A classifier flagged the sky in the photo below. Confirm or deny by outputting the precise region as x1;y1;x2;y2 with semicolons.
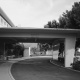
0;0;80;28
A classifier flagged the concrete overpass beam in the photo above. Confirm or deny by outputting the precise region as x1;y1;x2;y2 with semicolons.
64;37;76;67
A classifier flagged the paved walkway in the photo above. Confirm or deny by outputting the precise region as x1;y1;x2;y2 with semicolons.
0;57;28;80
0;56;52;80
0;61;14;80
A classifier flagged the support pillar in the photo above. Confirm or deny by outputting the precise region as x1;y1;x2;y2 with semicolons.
29;47;31;56
64;37;76;67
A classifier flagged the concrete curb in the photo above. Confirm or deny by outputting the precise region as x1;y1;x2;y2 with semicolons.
50;59;80;73
9;63;15;80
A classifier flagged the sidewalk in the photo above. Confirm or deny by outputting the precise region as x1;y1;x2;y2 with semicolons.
0;57;29;80
0;56;52;80
0;62;14;80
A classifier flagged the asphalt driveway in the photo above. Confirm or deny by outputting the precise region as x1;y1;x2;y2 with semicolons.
11;57;80;80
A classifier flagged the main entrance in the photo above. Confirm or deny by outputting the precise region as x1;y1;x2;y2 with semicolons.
0;27;80;67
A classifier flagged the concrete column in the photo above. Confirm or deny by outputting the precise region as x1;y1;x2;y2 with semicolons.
64;37;76;67
29;47;30;56
23;47;30;57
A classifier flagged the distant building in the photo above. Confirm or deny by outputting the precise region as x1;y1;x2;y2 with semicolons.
23;43;38;56
0;7;15;27
0;8;15;60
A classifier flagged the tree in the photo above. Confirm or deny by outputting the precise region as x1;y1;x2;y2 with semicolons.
58;2;80;29
58;16;66;28
62;10;78;29
44;2;80;29
13;43;24;57
71;2;80;29
39;43;53;51
47;21;52;28
44;24;49;28
51;20;59;28
44;20;59;28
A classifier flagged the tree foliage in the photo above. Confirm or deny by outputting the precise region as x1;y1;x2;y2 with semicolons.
44;2;80;29
13;43;24;57
59;2;80;29
51;20;59;28
39;43;53;51
44;20;59;28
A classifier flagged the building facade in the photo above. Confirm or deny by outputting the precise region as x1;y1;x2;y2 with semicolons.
0;8;15;60
0;7;15;27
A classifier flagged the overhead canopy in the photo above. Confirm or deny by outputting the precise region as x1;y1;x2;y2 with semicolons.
0;27;80;43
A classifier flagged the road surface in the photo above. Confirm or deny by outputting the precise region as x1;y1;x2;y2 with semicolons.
11;57;80;80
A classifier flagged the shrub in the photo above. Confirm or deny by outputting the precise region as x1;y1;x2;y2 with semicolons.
72;61;80;70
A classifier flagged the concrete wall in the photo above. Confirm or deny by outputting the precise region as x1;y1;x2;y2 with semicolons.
46;50;53;56
23;48;29;57
23;43;38;57
64;36;76;67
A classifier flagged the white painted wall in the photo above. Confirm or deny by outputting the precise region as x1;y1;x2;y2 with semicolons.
46;50;53;56
23;48;29;57
23;43;37;48
64;36;76;67
23;43;38;57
